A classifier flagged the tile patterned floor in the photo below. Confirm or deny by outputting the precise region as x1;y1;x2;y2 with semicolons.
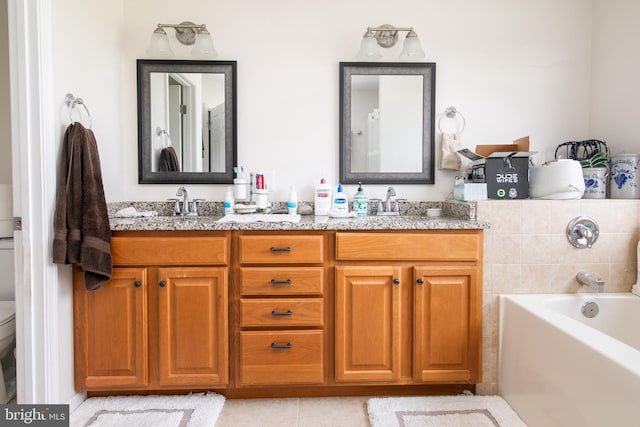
216;396;370;427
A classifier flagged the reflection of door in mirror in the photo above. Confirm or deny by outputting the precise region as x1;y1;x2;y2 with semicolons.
351;75;423;173
150;72;226;173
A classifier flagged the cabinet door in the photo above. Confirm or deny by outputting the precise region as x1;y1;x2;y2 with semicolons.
73;267;148;390
335;266;401;382
156;267;228;386
413;266;481;383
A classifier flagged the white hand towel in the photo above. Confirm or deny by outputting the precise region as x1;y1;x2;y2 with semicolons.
113;206;158;218
632;284;640;297
217;214;301;224
439;132;462;170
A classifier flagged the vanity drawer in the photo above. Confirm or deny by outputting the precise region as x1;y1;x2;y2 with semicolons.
335;232;481;261
240;267;324;296
239;330;324;385
239;235;324;264
240;298;324;327
111;236;228;265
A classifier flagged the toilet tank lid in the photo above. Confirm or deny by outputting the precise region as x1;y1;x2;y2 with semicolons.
0;301;15;322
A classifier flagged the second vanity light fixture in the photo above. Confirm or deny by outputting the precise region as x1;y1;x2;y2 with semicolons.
357;25;426;60
147;21;218;59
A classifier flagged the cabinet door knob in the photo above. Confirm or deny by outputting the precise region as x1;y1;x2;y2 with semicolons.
134;281;142;288
271;342;293;349
159;281;167;288
393;278;400;285
417;278;424;285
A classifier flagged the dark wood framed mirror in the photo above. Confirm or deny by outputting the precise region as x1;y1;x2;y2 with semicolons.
339;62;436;184
137;59;237;184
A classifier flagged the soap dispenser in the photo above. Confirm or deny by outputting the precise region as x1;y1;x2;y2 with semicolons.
333;184;348;212
314;177;332;216
353;182;368;216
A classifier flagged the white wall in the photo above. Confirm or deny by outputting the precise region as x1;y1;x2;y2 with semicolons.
50;0;124;404
0;0;11;184
590;0;640;154
111;0;594;203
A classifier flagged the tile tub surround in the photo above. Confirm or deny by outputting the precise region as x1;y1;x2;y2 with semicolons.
476;199;640;395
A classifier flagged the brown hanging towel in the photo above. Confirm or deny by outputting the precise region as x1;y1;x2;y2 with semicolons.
52;122;112;290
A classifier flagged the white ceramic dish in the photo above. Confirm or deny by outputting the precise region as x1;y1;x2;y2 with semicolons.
234;204;258;214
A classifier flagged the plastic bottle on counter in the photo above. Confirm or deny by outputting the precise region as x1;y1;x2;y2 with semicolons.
353;182;368;216
287;186;298;214
224;186;234;214
333;184;348;212
314;177;332;216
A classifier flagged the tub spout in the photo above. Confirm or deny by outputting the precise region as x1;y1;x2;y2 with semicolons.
576;271;604;293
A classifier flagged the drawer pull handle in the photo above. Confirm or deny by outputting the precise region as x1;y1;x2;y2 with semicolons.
159;281;167;288
393;278;400;286
270;246;292;252
417;278;424;285
271;310;293;317
271;342;293;349
134;281;142;288
271;279;292;285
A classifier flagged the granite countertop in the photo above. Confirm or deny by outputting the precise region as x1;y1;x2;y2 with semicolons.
108;200;489;231
110;214;489;231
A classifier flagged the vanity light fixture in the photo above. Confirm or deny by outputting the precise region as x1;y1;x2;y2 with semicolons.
357;25;426;60
147;21;218;59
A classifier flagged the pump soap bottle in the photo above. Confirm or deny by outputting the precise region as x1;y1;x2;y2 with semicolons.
353;182;368;216
314;177;332;215
333;184;348;212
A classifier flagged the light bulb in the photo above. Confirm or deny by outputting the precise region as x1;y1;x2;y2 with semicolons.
356;31;382;60
191;28;218;59
399;30;425;60
146;27;174;58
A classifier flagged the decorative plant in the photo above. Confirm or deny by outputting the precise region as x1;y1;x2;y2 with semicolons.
580;151;608;168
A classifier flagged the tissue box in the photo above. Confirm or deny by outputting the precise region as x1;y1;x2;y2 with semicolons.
453;183;488;201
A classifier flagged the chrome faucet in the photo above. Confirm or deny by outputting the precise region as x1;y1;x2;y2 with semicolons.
376;186;401;216
385;187;396;213
576;271;604;293
176;186;189;215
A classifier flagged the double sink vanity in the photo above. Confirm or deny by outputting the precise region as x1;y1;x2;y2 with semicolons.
73;201;489;398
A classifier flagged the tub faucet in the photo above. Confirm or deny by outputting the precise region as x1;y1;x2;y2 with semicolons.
576;271;604;293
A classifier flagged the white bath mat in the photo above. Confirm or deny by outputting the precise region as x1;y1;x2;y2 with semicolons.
367;395;527;427
70;392;225;427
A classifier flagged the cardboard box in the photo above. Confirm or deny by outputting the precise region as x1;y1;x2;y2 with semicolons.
453;183;488;201
458;137;535;200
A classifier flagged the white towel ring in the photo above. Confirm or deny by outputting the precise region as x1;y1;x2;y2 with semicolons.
65;93;93;129
438;106;466;134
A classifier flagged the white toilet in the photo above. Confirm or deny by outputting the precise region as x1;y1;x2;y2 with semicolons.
0;238;16;403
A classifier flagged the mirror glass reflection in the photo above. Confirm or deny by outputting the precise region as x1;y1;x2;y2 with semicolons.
340;62;435;184
150;72;226;173
137;59;237;184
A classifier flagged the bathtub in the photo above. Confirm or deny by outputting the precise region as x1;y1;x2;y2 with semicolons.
499;293;640;427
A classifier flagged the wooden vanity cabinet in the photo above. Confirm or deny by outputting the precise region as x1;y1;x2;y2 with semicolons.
235;232;328;387
73;232;230;391
335;231;482;385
